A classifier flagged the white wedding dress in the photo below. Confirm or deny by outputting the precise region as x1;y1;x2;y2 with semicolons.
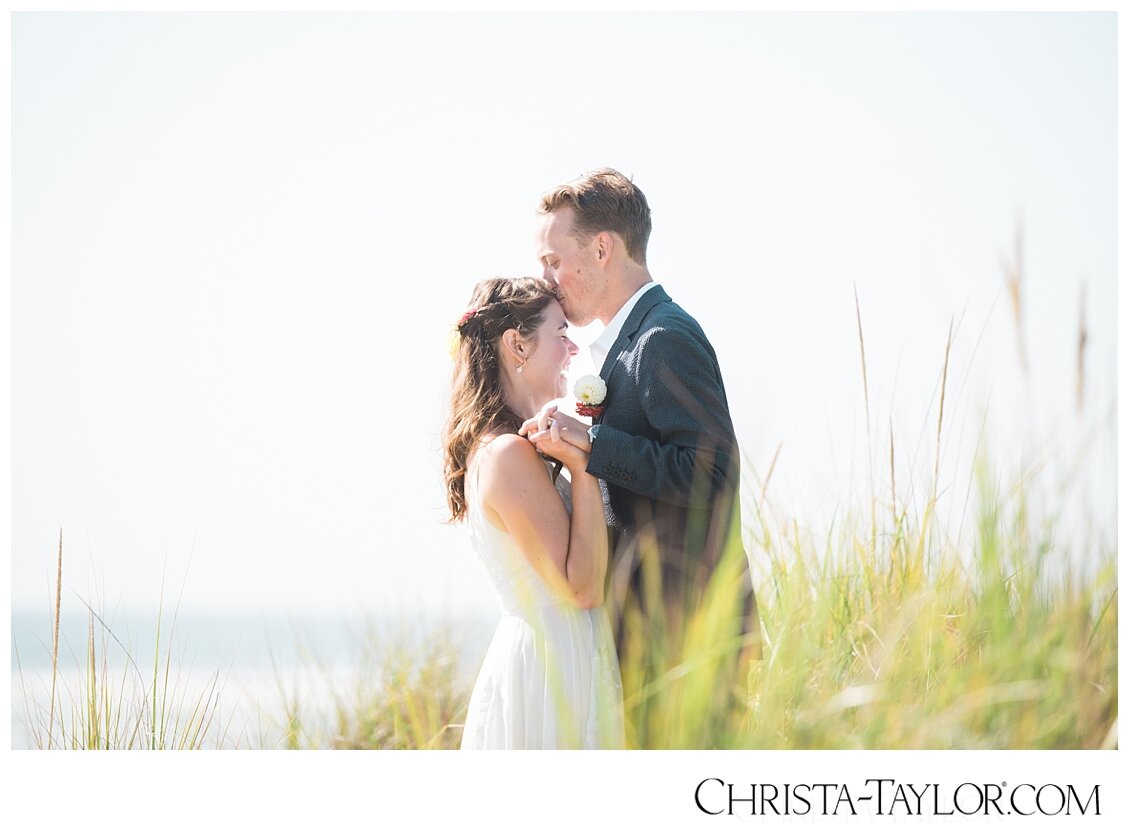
460;458;624;750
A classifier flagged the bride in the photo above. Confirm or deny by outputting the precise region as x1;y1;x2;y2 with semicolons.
443;276;623;749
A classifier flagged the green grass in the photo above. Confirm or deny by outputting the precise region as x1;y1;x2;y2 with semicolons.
17;342;1117;752
14;533;227;749
592;436;1116;750
737;483;1115;749
15;547;469;750
270;624;470;750
16;475;1116;750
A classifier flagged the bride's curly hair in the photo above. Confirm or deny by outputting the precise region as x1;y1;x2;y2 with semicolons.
443;277;560;522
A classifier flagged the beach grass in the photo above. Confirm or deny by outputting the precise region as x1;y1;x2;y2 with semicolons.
271;624;470;750
17;457;1115;750
706;467;1114;749
13;532;226;749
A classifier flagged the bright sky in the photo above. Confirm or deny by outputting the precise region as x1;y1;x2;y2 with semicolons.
10;13;1116;623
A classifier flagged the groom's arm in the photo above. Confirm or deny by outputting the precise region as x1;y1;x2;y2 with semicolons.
585;321;741;510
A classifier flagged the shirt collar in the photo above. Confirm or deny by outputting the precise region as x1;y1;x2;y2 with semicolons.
589;281;657;371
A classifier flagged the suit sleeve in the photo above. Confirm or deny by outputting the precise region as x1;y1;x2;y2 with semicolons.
585;323;740;509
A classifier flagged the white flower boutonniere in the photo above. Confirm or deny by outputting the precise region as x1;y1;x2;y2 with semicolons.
574;374;607;419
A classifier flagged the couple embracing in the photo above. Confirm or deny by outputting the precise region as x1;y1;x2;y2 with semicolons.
443;169;760;749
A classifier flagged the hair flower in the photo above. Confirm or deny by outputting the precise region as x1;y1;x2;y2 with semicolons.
574;374;607;418
449;307;480;359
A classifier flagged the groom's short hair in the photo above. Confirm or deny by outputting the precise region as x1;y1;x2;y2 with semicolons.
539;168;651;265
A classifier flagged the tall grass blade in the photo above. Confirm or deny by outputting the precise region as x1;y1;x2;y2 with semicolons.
47;529;63;749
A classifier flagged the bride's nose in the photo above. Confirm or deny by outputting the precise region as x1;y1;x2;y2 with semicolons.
566;338;579;355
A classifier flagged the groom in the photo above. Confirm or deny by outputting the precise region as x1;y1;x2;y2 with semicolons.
522;169;760;717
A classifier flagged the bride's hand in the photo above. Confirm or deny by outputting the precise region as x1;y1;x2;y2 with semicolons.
520;405;591;454
518;403;558;439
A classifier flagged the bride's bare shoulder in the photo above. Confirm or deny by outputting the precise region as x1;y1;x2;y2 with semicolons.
474;434;554;498
474;432;539;472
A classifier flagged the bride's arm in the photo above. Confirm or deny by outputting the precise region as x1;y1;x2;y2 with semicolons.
478;434;608;610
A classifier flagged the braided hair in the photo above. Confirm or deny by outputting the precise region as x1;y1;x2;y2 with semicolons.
443;277;560;521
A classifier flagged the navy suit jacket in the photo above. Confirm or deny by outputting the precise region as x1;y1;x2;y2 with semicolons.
585;285;759;652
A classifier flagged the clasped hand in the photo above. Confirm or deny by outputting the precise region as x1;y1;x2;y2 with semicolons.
519;403;591;468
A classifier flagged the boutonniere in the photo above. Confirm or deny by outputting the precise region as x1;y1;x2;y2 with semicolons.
574;374;607;419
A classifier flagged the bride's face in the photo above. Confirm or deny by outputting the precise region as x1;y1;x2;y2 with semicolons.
523;300;578;400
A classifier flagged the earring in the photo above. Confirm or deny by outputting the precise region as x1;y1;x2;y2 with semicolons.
516;361;525;374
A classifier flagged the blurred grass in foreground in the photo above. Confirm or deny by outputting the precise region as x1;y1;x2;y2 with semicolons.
18;456;1115;749
679;457;1117;749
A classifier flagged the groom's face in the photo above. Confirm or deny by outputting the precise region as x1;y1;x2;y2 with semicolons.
535;206;602;327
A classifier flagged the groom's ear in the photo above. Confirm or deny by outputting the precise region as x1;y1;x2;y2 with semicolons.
594;231;614;264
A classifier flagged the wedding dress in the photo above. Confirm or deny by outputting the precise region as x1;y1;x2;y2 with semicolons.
460;457;624;749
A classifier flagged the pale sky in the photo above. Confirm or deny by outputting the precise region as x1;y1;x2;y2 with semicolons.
10;12;1117;623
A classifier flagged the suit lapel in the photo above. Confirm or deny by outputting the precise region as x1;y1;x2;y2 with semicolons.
597;284;671;384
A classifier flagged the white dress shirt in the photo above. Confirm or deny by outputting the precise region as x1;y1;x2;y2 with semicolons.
589;282;657;373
